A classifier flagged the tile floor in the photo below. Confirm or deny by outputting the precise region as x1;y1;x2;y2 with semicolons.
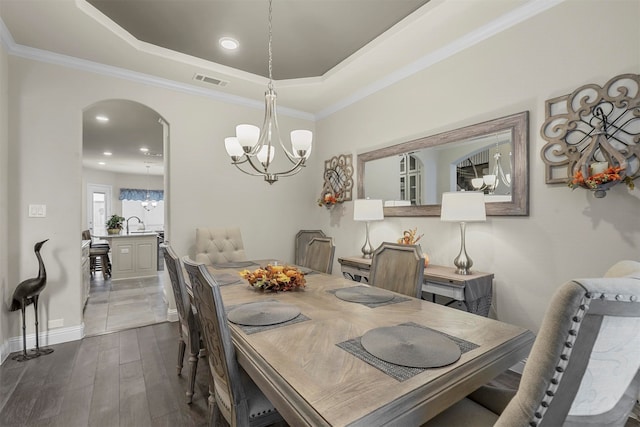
83;271;168;337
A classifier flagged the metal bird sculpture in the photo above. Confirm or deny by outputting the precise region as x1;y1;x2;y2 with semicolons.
10;239;54;361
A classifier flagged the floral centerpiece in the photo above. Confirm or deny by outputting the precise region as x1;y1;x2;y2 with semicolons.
239;264;306;292
568;165;634;197
317;191;341;208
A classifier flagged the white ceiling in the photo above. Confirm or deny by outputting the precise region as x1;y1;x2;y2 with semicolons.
0;0;551;175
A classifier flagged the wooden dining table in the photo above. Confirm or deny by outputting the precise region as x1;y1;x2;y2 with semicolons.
207;262;534;426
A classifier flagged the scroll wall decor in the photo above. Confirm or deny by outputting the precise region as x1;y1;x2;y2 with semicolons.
540;73;639;198
318;154;353;208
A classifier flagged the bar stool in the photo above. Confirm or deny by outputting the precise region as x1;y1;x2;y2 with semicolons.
82;230;111;278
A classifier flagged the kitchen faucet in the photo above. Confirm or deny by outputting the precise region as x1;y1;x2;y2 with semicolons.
126;216;144;234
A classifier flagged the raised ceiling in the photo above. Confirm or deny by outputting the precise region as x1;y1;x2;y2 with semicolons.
86;0;430;80
0;0;551;174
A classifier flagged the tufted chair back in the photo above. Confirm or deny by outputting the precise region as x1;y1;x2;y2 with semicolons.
195;227;247;265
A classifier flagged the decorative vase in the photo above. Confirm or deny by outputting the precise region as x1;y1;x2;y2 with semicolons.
107;228;121;235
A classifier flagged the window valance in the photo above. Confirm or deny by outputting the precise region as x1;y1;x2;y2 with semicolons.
119;188;164;201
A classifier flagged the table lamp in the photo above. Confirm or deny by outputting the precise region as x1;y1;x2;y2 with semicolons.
440;192;486;275
353;199;384;259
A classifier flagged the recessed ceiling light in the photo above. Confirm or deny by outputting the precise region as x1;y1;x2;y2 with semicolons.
96;115;109;122
219;37;239;50
140;147;149;153
103;151;112;156
98;161;106;165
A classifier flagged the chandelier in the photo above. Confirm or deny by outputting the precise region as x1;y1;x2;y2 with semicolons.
141;165;157;211
471;140;512;194
224;0;312;184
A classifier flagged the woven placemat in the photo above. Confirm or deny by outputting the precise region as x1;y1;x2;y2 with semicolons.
336;322;479;382
360;325;461;368
327;287;410;308
226;301;310;335
227;301;300;326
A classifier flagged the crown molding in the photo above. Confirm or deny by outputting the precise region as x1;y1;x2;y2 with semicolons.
316;0;565;120
1;0;563;122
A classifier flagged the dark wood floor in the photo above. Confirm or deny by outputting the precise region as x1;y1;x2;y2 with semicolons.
1;322;638;426
0;322;209;427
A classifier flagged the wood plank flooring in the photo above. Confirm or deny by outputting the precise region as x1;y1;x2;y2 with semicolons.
0;322;209;427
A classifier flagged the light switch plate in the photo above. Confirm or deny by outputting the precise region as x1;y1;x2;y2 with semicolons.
28;204;47;217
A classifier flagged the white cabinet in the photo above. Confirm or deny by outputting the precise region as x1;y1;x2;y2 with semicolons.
108;233;158;280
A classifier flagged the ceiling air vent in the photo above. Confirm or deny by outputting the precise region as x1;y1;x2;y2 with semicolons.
193;73;228;87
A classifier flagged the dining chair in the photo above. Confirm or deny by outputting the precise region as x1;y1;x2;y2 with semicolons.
302;237;335;274
182;257;284;427
195;227;247;265
163;244;203;404
426;269;640;427
369;242;424;298
294;229;326;265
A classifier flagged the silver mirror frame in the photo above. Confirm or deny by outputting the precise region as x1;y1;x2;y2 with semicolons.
357;111;529;216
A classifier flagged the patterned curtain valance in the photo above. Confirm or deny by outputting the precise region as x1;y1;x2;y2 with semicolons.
119;188;164;201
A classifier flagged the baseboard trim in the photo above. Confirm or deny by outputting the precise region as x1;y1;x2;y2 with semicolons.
1;325;84;365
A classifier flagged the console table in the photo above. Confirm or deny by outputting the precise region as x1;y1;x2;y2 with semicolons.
338;256;494;317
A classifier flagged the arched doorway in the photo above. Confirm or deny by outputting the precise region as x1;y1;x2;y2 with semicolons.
81;99;170;336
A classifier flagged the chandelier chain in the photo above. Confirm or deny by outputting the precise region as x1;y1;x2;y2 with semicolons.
268;0;273;89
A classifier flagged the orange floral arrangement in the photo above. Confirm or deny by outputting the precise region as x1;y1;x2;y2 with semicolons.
317;192;341;208
569;165;634;190
239;264;306;292
397;227;423;245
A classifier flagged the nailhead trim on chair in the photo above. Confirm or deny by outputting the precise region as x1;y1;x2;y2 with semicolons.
528;292;591;427
528;289;640;427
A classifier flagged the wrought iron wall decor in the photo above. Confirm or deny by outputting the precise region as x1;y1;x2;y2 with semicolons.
318;154;353;208
540;73;639;198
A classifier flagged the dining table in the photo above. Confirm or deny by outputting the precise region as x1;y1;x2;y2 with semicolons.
205;260;535;426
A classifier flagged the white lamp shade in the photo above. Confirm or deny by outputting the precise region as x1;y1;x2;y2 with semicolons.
224;137;243;157
291;130;312;156
440;191;486;222
354;199;384;221
257;145;275;164
236;124;260;148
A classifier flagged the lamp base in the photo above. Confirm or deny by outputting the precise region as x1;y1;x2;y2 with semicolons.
361;221;374;259
453;222;473;275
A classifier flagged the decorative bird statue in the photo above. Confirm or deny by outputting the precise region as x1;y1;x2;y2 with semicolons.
10;239;54;361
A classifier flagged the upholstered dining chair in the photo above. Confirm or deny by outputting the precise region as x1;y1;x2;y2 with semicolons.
426;269;640;427
369;242;424;298
182;257;284;427
163;244;203;404
294;229;326;265
302;237;335;274
195;227;247;265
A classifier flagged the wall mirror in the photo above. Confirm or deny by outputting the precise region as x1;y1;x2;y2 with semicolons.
357;111;529;216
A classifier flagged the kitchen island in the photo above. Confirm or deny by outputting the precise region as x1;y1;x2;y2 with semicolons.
94;231;158;280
